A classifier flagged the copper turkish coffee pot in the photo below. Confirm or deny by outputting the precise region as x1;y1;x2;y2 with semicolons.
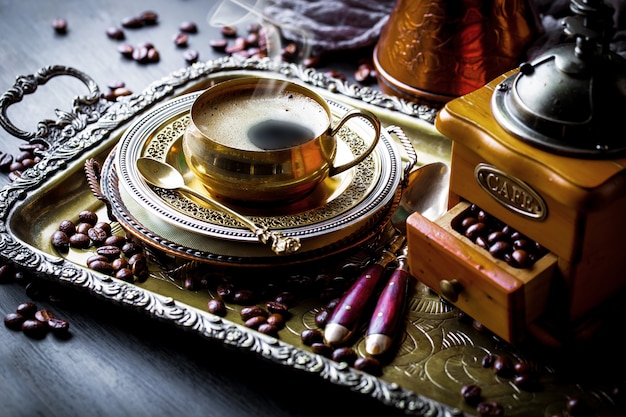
373;0;543;106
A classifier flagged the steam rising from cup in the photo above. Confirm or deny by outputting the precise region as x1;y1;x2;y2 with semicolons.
208;0;311;64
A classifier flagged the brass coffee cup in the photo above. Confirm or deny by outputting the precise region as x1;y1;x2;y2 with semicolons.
182;76;381;204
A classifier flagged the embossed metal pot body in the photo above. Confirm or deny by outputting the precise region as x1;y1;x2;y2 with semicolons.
373;0;543;106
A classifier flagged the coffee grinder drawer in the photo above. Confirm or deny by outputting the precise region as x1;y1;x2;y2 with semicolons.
406;201;558;343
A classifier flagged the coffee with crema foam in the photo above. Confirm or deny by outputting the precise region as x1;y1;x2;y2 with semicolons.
193;87;329;152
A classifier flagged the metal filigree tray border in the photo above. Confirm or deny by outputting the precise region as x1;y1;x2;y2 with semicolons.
0;57;454;416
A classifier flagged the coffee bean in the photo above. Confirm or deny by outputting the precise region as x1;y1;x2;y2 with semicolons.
78;210;98;226
58;219;76;235
115;268;135;282
257;322;278;335
111;258;129;272
465;222;487;240
209;39;228;52
89;259;114;275
514;361;533;375
117;43;134;58
75;222;91;234
34;309;55;323
106;27;125;40
310;342;332;358
179;21;197;33
220;25;237;37
121;241;141;257
231;289;255;305
244;315;266;329
69;233;90;249
8;171;22;182
216;283;235;300
265;313;285;329
302;56;321;68
121;16;143;29
0;152;13;172
511;249;531;268
300;328;323;345
173;33;188;47
111;87;132;99
487;231;508;244
566;396;592;417
96;245;121;260
146;47;160;63
52;18;67;34
207;298;226;316
273;291;296;307
47;317;70;336
475;235;489;249
0;264;13;283
489;240;511;259
314;308;330;327
21;319;47;339
461;384;482;406
183;49;199;64
265;301;288;315
9;161;22;172
4;312;25;330
331;346;357;365
246;32;259;47
493;355;514;378
139;11;158;25
240;306;267;321
481;353;495;368
104;235;127;248
87;227;108;246
353;356;382;376
476;401;504;416
24;281;46;300
325;298;340;311
513;373;541;391
51;231;70;250
132;45;149;62
129;253;148;281
86;254;109;267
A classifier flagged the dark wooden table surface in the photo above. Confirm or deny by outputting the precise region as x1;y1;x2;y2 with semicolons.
0;1;409;416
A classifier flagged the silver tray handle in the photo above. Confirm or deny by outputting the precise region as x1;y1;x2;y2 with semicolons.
386;125;418;187
0;65;103;143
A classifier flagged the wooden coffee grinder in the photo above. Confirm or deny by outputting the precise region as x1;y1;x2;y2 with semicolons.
406;0;626;345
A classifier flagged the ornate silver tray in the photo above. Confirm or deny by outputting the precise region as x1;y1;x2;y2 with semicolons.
1;57;622;417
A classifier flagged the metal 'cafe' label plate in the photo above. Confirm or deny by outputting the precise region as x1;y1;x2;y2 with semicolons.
474;163;547;221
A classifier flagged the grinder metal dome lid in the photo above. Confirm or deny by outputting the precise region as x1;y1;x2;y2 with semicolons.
492;0;626;158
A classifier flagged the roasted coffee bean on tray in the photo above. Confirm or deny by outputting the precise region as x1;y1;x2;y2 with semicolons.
50;210;148;283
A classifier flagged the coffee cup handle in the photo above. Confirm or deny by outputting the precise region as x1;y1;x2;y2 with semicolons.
328;109;381;176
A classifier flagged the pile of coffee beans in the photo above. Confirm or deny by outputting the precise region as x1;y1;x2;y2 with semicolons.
0;142;47;182
105;11;161;65
182;261;383;375
206;21;377;85
458;352;542;416
50;210;149;283
4;301;70;339
452;204;549;269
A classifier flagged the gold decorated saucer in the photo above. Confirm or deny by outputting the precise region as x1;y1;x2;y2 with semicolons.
114;91;402;242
